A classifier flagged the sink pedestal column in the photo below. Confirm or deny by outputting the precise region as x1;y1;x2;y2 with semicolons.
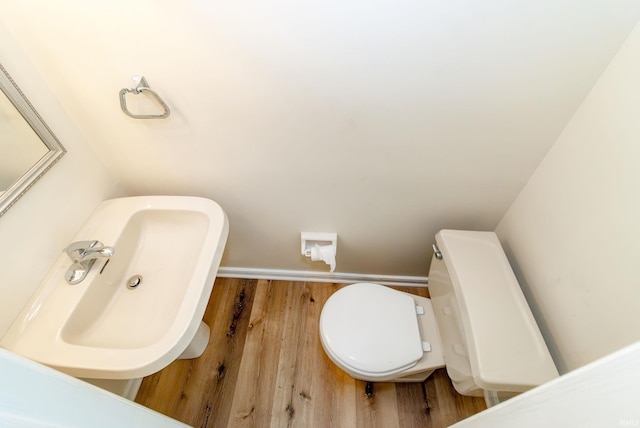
178;321;210;360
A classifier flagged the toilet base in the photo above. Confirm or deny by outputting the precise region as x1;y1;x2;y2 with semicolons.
348;368;439;384
336;362;441;383
395;368;438;383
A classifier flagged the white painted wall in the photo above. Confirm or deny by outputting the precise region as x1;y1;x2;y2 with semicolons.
452;341;640;428
496;23;640;373
0;349;187;427
2;1;639;276
0;23;120;337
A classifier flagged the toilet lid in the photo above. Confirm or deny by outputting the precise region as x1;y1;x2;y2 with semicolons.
320;283;424;377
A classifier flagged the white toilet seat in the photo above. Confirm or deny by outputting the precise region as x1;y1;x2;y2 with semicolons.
319;283;424;379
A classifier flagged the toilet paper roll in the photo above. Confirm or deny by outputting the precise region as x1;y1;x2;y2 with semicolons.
310;244;336;273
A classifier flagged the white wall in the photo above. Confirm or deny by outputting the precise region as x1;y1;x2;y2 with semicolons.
0;349;187;427
496;23;640;373
0;23;119;336
2;1;639;276
452;341;640;428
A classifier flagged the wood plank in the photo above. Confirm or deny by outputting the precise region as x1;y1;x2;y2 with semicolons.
428;368;488;428
192;277;257;428
226;279;288;427
269;281;311;427
135;278;486;427
355;381;400;428
135;277;257;427
291;282;358;427
395;381;432;427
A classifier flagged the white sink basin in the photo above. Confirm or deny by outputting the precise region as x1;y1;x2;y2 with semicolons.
0;196;228;379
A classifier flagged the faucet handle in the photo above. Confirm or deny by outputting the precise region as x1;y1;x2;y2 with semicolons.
64;240;103;259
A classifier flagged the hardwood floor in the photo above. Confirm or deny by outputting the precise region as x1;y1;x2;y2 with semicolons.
135;278;486;427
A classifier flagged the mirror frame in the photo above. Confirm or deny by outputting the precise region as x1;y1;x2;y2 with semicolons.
0;63;66;217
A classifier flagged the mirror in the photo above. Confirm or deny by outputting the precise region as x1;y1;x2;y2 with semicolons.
0;63;66;216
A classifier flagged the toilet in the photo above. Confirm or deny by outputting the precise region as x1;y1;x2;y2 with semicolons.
319;229;559;400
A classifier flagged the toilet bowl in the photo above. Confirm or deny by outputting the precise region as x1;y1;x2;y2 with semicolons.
320;283;445;382
319;230;559;398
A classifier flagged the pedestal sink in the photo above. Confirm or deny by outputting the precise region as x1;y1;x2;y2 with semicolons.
0;196;229;381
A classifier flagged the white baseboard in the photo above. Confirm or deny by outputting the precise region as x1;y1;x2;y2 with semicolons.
217;267;428;287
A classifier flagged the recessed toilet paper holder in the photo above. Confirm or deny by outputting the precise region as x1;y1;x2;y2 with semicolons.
301;232;337;272
301;232;337;256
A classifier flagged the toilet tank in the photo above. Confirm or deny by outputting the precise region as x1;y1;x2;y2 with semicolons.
428;230;558;396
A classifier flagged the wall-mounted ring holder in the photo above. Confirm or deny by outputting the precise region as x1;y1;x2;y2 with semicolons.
119;75;170;119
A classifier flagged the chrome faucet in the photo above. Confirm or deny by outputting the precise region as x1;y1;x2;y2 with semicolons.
64;240;114;284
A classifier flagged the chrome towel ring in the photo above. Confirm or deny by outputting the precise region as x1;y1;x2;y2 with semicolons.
119;75;170;119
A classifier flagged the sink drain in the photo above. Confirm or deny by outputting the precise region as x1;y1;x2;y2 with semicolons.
127;274;143;289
